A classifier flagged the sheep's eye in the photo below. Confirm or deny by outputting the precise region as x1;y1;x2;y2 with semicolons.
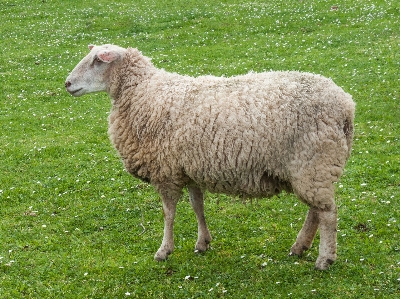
94;56;102;63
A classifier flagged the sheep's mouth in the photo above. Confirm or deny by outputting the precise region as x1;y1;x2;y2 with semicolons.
69;88;83;95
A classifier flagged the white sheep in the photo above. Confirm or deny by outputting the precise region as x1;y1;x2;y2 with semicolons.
65;44;355;270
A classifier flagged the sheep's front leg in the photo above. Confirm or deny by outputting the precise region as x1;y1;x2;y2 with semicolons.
188;186;212;253
290;207;319;256
154;193;179;261
315;206;337;270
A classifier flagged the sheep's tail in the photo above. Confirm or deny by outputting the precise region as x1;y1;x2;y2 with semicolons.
343;114;355;160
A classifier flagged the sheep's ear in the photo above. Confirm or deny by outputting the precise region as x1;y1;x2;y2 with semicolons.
97;49;120;63
88;44;95;51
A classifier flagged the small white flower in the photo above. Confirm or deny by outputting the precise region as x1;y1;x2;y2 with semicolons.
125;292;131;296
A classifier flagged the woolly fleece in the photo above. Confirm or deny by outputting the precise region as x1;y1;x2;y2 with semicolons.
107;47;354;210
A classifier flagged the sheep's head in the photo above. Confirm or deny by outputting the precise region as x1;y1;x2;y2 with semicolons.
65;44;126;97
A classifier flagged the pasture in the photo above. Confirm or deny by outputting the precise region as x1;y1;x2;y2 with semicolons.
1;0;399;298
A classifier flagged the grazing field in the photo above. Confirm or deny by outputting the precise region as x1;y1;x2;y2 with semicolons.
1;0;399;298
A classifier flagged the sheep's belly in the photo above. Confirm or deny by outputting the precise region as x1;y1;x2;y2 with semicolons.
190;170;292;198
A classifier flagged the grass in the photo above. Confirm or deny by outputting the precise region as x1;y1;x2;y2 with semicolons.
0;0;399;297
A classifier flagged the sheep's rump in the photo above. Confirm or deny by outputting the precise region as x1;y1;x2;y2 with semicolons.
113;70;354;201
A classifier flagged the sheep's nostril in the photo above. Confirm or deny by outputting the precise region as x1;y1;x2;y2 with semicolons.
65;81;72;88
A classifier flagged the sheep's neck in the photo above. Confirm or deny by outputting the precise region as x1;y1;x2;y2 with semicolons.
108;49;157;102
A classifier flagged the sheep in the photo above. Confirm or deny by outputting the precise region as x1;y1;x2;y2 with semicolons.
65;44;355;270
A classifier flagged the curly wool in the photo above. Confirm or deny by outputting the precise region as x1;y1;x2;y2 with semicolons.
107;48;355;210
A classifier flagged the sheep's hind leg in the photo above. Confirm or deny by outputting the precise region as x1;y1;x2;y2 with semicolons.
154;191;180;261
315;206;337;270
188;186;212;253
290;207;319;256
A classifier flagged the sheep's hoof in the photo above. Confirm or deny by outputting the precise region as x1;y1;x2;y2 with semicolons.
154;249;171;261
289;242;309;256
195;240;211;254
154;254;167;262
194;244;209;254
315;256;335;270
194;233;212;254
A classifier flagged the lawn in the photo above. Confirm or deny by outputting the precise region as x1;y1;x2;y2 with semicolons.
0;0;399;298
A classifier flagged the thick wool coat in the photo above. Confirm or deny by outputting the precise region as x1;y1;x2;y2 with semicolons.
107;48;355;210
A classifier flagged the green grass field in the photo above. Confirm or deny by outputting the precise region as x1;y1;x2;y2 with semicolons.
1;0;399;298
